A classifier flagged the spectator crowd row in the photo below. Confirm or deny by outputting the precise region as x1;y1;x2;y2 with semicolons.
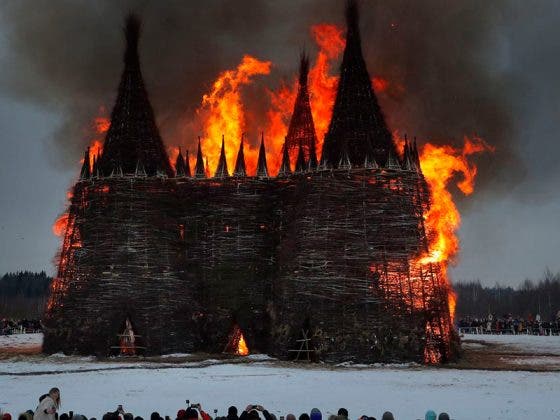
0;319;42;335
0;388;453;420
457;313;560;335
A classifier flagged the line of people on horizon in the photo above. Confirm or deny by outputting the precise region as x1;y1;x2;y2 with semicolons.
0;318;42;335
457;313;560;335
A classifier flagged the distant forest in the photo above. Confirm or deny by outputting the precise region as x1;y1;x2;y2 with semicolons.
454;269;560;321
1;270;560;321
0;271;52;318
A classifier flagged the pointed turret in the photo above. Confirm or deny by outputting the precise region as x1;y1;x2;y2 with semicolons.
135;158;147;177
385;148;401;170
97;15;173;177
214;135;229;178
256;133;269;178
175;148;186;177
194;138;206;178
184;150;192;177
402;137;414;171
233;136;247;177
278;140;292;176
80;147;91;179
338;145;352;170
364;153;379;169
295;141;307;173
284;53;319;163
205;157;210;178
321;0;396;168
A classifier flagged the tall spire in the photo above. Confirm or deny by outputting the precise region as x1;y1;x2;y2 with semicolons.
195;137;206;178
214;135;229;178
256;133;269;178
175;147;186;177
321;0;396;168
233;135;247;177
278;140;292;176
80;147;91;179
98;14;173;177
284;53;318;163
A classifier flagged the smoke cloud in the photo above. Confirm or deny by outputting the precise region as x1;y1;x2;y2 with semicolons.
0;0;558;199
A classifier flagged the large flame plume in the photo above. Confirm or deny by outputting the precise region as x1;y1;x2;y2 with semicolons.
196;55;271;175
418;136;495;322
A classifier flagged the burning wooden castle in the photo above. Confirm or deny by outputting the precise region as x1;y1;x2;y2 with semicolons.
44;1;458;363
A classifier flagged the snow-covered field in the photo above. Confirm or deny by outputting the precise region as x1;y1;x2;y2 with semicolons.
1;333;559;420
0;332;42;351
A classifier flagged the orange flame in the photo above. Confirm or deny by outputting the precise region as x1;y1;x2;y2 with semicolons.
79;108;110;168
372;77;389;93
52;213;69;237
197;55;271;176
266;24;344;171
237;332;249;356
418;136;494;321
168;146;180;171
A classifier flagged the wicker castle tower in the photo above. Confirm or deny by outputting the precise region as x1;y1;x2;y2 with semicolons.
44;1;457;363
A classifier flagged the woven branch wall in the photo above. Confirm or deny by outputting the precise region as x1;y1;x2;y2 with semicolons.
44;168;457;363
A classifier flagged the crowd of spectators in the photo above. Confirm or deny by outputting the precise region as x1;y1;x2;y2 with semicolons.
457;312;560;335
0;389;453;420
0;318;42;335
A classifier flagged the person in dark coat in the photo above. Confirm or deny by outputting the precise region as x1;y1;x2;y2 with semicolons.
227;407;238;420
239;406;273;420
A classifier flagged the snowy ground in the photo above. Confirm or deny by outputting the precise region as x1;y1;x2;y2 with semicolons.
1;333;559;420
0;332;42;352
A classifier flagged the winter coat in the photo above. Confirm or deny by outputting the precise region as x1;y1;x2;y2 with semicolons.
33;396;58;420
239;410;273;420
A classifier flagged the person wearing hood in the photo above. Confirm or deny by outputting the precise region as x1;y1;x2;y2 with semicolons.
424;411;436;420
33;388;60;420
226;407;238;420
309;409;321;420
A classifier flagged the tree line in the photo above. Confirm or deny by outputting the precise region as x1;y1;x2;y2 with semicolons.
454;269;560;321
1;270;560;321
0;271;52;318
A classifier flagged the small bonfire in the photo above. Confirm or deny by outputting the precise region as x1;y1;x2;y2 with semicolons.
224;324;250;356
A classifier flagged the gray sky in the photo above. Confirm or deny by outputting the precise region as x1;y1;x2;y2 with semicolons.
0;0;559;286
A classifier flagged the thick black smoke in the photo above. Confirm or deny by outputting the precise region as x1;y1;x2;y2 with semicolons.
1;0;559;199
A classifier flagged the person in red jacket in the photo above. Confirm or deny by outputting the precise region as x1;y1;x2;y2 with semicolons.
185;404;211;420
